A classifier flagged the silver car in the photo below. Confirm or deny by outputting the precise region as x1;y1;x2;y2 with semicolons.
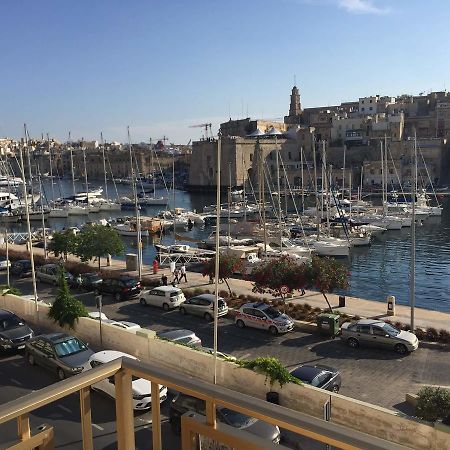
179;294;228;321
340;319;419;354
36;264;73;285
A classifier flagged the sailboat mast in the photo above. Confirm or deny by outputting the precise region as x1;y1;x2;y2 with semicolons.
275;136;282;249
47;134;55;205
150;139;156;199
70;147;76;197
380;140;385;210
101;132;108;200
313;136;320;239
228;162;231;245
242;150;246;222
172;151;176;244
25;131;35;210
342;144;346;199
300;146;305;213
82;145;89;205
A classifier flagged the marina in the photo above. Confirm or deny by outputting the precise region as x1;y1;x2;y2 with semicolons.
2;177;449;313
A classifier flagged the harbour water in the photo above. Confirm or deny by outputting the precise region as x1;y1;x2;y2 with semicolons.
4;180;450;313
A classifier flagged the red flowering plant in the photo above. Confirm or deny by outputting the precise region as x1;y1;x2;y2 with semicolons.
305;256;349;312
251;255;307;308
202;253;244;297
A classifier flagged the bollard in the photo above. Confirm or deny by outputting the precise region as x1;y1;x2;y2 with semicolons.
387;295;395;316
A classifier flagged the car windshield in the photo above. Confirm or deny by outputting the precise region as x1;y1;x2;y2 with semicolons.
219;408;256;428
0;316;24;331
53;338;87;357
264;307;281;319
381;323;400;336
85;274;101;282
169;291;180;297
122;279;136;287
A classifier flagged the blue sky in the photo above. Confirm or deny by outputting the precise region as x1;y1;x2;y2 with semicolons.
1;0;449;144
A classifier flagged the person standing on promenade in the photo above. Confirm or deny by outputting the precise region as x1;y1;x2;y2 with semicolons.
170;260;175;278
180;263;187;282
173;266;180;285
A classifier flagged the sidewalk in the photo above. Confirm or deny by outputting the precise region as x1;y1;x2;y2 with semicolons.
4;243;450;332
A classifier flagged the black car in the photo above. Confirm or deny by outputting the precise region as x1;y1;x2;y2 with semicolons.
76;272;103;291
290;365;341;393
0;309;34;351
25;333;93;380
169;393;280;443
10;259;33;278
95;276;141;301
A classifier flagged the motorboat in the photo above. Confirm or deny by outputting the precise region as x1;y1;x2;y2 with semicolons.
113;223;149;237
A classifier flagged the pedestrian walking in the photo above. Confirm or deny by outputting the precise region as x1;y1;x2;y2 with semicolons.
161;274;168;286
180;263;187;282
170;260;176;277
173;267;180;284
300;287;305;296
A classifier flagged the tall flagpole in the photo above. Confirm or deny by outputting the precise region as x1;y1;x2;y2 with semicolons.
213;135;221;385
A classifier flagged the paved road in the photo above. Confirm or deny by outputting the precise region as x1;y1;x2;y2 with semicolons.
3;273;450;414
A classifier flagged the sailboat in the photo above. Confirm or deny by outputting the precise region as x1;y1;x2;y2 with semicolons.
67;146;89;216
98;134;121;211
136;145;168;206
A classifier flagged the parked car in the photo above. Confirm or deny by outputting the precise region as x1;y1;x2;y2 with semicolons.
88;311;109;321
200;347;236;361
290;365;341;393
179;293;228;321
340;319;419;354
234;302;294;335
103;319;141;332
0;257;11;270
95;276;141;301
35;264;74;285
10;259;32;278
156;329;202;347
139;286;185;310
25;333;94;380
85;350;168;410
0;309;34;351
77;272;103;291
169;393;280;443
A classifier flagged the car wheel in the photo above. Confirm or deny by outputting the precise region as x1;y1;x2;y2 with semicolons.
179;307;186;315
204;312;213;322
236;319;245;329
163;303;170;311
269;326;278;336
57;369;65;381
347;337;359;349
139;298;146;306
394;343;408;355
332;385;340;393
27;353;35;366
114;292;121;301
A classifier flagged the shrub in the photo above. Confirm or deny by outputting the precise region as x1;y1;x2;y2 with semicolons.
238;294;246;300
219;290;229;298
237;357;301;389
426;327;439;342
0;285;22;296
416;387;450;422
414;328;426;340
438;329;450;344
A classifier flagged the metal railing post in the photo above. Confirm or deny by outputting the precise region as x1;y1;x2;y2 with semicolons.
17;414;30;441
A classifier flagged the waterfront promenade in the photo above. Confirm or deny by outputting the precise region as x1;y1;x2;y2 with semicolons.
3;243;450;333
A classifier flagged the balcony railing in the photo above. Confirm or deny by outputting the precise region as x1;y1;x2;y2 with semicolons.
0;357;406;450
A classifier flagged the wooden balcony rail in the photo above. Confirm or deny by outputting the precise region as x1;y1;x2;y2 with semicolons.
0;356;406;450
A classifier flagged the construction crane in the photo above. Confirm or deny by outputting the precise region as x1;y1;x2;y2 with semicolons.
189;123;212;140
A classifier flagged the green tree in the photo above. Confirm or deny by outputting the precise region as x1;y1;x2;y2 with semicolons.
48;269;88;329
49;231;79;261
416;387;450;422
76;225;124;270
251;255;307;300
202;252;243;297
304;256;349;312
0;284;22;296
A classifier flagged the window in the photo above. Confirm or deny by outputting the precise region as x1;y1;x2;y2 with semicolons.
369;107;373;111
361;100;365;104
369;99;373;104
90;360;103;368
252;310;266;319
372;327;387;337
249;153;253;162
242;308;254;316
361;108;365;112
357;324;371;334
288;152;292;160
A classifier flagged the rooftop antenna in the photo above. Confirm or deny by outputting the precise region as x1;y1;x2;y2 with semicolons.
294;74;297;86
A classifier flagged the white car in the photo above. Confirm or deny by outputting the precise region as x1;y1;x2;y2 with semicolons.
85;350;168;410
88;312;109;321
139;286;185;310
0;258;11;270
103;319;141;332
